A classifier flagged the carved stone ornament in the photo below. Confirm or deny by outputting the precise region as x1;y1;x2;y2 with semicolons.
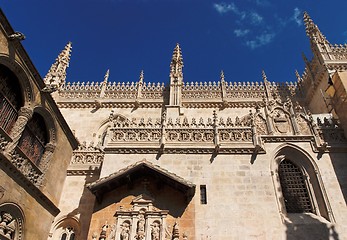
272;109;291;134
0;210;24;240
106;195;168;240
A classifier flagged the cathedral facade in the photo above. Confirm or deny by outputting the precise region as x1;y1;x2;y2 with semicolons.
0;9;347;240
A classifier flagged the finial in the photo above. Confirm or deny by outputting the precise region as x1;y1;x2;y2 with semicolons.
139;70;144;84
103;69;110;84
262;70;268;83
170;43;184;77
220;70;225;82
43;41;72;92
100;69;110;98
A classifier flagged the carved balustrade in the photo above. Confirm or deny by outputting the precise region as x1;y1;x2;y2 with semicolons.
104;114;256;154
59;81;165;100
57;79;305;105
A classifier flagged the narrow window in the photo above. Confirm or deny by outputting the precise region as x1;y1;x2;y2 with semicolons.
18;112;48;165
0;65;23;134
61;233;67;240
200;185;207;204
279;159;313;213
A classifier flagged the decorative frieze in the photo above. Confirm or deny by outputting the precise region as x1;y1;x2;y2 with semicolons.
70;142;104;165
9;149;43;187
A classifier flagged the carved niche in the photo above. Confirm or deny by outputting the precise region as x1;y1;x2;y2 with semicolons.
108;194;168;240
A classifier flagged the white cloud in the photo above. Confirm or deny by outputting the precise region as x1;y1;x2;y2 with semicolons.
292;7;302;26
246;32;275;49
249;12;263;25
234;29;250;37
213;2;246;19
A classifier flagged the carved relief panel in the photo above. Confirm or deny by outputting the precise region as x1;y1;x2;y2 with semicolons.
271;108;293;135
108;195;168;240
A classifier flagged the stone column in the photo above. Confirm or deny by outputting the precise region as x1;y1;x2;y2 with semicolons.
4;106;33;155
38;142;56;171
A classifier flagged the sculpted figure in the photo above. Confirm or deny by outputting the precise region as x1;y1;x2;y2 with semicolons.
135;213;145;240
151;222;160;240
120;222;130;240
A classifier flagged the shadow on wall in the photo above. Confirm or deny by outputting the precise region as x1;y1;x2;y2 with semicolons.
285;213;339;240
328;153;347;204
66;167;99;240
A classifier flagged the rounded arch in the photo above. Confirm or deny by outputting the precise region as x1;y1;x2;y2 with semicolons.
50;215;80;240
17;106;57;167
33;106;57;144
270;143;333;221
0;202;25;240
0;54;34;104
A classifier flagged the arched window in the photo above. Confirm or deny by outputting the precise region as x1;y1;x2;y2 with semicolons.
272;146;333;222
0;65;23;134
279;159;313;213
51;217;80;240
17;112;48;166
60;227;75;240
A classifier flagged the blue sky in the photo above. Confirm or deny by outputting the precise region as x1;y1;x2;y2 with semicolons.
2;1;347;85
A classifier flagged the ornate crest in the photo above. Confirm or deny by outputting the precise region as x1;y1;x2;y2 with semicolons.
273;109;291;134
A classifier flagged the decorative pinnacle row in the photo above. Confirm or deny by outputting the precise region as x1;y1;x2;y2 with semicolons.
43;42;72;90
170;43;184;78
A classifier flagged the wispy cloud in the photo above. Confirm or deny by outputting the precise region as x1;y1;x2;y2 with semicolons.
291;7;302;26
246;32;275;49
213;2;304;49
234;29;250;37
213;2;246;19
250;12;263;25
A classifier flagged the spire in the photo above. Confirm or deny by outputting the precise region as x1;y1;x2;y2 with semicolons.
170;43;184;79
136;70;144;100
100;69;109;98
43;42;72;91
139;70;144;84
303;12;330;46
220;70;227;105
169;44;184;107
262;70;272;99
103;69;110;85
220;70;225;83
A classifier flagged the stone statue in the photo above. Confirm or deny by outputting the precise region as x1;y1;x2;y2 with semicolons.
151;222;160;240
120;222;130;240
135;213;145;240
